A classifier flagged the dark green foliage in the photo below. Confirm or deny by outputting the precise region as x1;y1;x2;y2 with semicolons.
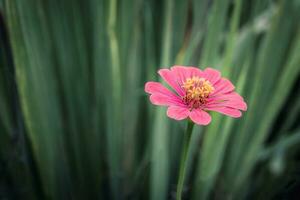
0;0;300;199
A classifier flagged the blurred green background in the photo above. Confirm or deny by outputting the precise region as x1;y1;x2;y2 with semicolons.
1;0;300;199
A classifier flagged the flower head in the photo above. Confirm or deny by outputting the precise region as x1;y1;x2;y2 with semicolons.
145;66;247;125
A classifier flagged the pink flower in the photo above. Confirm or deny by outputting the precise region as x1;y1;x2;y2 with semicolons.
145;66;247;125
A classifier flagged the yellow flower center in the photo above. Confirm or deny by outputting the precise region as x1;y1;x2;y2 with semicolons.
182;77;214;108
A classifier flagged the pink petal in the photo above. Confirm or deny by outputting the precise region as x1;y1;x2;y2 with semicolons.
211;78;235;96
149;95;184;106
145;82;185;106
189;109;211;125
208;92;244;102
202;67;221;85
206;99;247;111
185;66;203;77
158;69;185;96
167;106;190;120
205;107;242;118
145;81;176;96
171;66;203;84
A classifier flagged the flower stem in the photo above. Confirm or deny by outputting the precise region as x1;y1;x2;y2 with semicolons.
176;120;194;200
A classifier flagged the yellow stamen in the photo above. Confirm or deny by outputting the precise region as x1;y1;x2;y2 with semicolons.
182;77;214;108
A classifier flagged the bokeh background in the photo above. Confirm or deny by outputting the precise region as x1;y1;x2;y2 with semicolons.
1;0;300;199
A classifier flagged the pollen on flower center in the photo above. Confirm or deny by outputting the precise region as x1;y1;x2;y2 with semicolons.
182;76;214;109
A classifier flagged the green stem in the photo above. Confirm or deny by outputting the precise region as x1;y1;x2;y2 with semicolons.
176;120;194;200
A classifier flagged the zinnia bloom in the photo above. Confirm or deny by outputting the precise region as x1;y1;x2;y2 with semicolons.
145;66;247;125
